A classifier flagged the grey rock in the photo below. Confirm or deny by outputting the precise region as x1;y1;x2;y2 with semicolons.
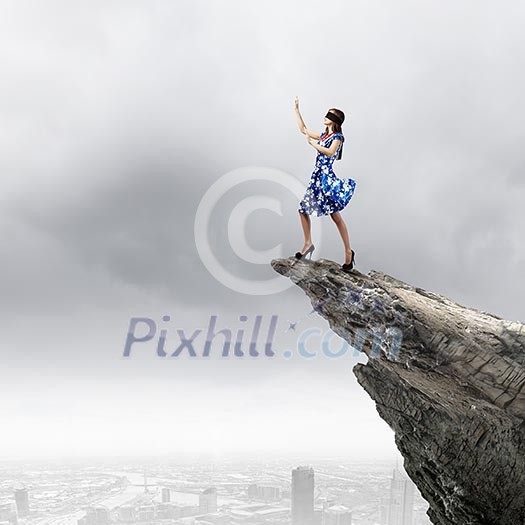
271;257;525;525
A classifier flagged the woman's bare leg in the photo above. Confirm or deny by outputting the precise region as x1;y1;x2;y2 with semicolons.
298;210;313;252
330;211;353;264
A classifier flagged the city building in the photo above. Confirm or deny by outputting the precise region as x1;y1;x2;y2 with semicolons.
161;487;171;503
247;484;258;498
387;467;415;525
137;504;155;521
292;465;315;525
0;502;18;525
378;495;389;525
324;504;352;525
247;483;281;501
116;505;135;522
77;506;110;525
199;487;217;514
14;488;29;517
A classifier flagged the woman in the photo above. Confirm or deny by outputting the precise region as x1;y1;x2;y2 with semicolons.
293;96;357;271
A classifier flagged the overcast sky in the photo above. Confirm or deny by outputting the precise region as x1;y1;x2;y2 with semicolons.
1;0;524;462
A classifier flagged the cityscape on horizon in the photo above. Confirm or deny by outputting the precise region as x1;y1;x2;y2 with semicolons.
0;458;431;525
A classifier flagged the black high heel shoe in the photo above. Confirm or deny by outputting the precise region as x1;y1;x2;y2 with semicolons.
295;243;315;260
341;249;356;272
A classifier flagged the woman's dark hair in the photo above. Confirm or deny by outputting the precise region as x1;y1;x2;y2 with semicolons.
322;108;345;160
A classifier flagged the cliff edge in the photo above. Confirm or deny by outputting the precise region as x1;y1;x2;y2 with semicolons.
271;257;525;525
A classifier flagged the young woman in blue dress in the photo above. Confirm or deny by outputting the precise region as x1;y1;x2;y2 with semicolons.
293;96;356;272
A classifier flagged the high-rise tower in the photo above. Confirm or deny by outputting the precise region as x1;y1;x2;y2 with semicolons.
14;488;29;517
291;465;315;525
388;467;415;525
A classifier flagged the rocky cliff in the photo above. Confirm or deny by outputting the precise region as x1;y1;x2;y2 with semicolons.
271;257;525;525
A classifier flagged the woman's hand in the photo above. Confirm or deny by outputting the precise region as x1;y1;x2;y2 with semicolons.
295;96;309;136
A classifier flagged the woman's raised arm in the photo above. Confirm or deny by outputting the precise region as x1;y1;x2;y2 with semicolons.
294;96;307;134
294;96;321;140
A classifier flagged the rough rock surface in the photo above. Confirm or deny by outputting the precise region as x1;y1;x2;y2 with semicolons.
271;257;525;525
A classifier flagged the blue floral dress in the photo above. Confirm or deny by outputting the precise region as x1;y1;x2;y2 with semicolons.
298;132;356;216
